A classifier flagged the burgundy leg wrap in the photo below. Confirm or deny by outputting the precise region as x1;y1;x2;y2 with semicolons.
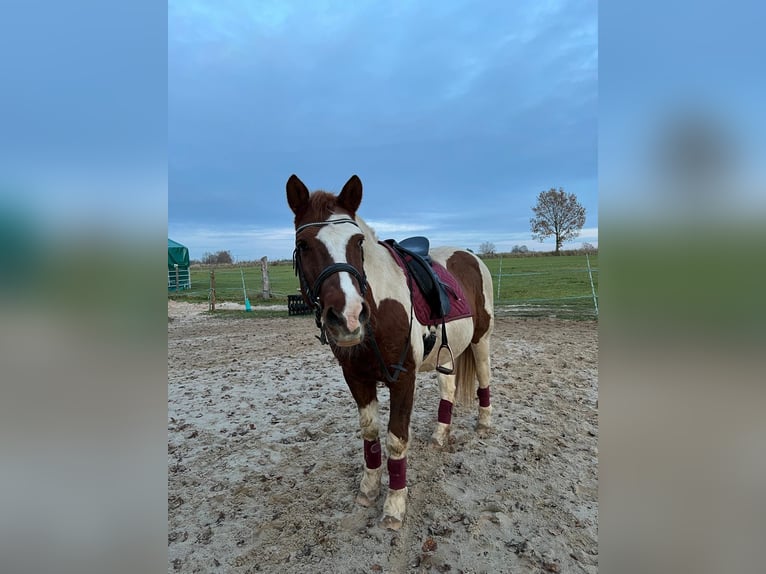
387;457;407;490
364;439;382;469
437;399;453;424
477;386;491;407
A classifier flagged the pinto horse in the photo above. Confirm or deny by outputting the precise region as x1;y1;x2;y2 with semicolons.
286;174;494;530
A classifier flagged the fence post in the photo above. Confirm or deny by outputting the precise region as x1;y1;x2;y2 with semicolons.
261;256;270;299
586;254;598;317
209;270;216;312
496;255;503;300
174;264;179;291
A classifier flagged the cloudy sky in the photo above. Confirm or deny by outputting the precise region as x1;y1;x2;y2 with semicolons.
168;0;597;261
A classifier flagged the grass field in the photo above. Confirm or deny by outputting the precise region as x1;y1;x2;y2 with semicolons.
484;254;599;318
168;253;598;319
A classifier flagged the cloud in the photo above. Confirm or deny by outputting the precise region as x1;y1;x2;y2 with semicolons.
168;0;598;257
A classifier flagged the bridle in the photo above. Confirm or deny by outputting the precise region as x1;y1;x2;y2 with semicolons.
292;218;368;344
292;217;414;384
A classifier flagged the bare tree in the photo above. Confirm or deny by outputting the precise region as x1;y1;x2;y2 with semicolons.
478;241;496;256
530;188;586;255
202;250;233;264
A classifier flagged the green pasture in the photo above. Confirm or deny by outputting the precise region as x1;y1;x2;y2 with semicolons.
168;261;298;303
484;254;599;318
169;253;598;319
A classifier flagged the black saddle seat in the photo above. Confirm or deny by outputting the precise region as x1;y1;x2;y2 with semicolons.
384;237;451;319
398;236;431;260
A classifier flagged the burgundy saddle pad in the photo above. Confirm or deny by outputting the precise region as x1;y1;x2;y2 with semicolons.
381;241;473;326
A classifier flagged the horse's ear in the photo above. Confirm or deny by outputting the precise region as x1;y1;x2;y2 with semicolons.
286;174;310;216
338;175;363;215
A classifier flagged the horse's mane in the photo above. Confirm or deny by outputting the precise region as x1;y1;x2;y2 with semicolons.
355;217;379;243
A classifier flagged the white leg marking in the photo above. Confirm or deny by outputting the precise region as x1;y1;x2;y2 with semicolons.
431;372;456;447
386;431;408;459
381;487;408;530
431;421;450;447
357;466;384;506
356;401;382;505
477;406;493;430
358;401;379;441
438;372;457;401
473;339;493;432
381;431;409;529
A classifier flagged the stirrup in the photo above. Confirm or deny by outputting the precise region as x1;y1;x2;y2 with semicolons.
435;343;454;375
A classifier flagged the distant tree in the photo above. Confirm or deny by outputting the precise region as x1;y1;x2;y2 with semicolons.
511;244;529;254
581;242;596;253
216;250;233;264
478;241;496;256
530;187;586;255
201;250;233;264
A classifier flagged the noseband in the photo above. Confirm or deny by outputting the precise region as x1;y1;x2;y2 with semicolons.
293;218;368;344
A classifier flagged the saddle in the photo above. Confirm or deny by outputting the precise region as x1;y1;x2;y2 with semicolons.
383;237;457;374
385;237;451;320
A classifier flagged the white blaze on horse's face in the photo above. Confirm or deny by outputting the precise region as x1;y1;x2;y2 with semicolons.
316;215;366;345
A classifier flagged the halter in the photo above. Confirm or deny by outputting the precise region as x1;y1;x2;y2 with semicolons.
293;218;368;344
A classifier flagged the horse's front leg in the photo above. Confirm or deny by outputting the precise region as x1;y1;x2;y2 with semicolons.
431;370;456;448
356;398;384;507
346;375;383;507
381;377;415;530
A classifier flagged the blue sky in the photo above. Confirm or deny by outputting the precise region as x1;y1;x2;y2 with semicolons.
168;0;597;261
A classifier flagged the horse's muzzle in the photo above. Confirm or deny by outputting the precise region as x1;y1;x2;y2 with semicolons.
323;303;369;346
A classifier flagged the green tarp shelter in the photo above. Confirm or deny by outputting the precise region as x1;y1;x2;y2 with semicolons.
168;238;191;290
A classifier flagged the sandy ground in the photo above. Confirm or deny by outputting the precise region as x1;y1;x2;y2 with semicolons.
168;301;598;573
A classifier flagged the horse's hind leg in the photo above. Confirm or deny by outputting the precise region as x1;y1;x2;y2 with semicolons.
430;371;457;448
473;337;492;434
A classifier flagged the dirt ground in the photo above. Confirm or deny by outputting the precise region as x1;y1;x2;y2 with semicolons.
168;301;598;573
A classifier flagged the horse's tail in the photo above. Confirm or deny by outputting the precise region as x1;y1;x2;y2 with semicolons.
454;346;477;406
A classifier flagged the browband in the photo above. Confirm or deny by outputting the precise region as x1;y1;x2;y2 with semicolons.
295;218;359;235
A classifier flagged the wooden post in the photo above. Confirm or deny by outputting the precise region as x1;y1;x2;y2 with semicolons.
174;264;179;291
496;255;502;300
260;256;270;299
209;270;216;312
586;254;598;317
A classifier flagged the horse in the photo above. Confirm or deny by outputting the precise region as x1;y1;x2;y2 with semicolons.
286;174;494;530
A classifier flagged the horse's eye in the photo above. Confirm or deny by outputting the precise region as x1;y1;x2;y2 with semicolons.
296;240;308;251
358;238;364;248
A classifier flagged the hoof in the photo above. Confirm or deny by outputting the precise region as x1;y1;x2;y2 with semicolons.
430;435;447;449
381;515;403;530
431;422;450;448
355;491;378;507
475;423;491;437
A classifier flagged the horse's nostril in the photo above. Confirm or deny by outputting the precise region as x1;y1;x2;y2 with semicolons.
359;302;370;324
325;307;344;327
